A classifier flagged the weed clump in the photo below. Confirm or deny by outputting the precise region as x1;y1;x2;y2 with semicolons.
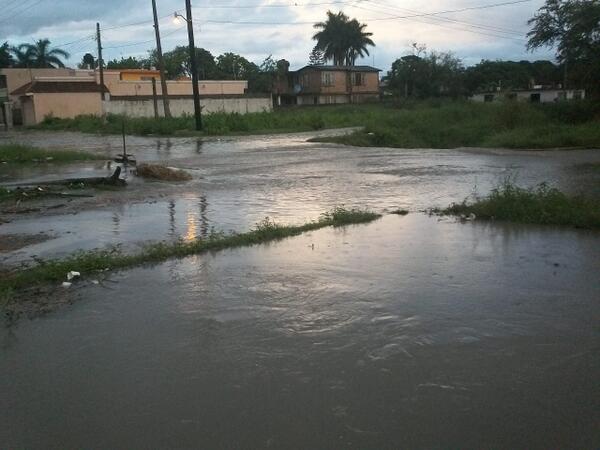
136;164;192;181
441;181;600;228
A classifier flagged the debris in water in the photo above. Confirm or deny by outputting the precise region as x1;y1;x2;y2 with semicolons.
61;282;72;288
136;164;192;181
66;271;81;281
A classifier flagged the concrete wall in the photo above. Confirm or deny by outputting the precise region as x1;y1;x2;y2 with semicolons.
104;95;272;117
101;72;248;97
297;92;378;105
22;92;103;125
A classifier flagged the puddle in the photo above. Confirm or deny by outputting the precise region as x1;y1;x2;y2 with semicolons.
1;214;598;448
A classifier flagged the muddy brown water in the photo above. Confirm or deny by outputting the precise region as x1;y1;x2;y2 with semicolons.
0;130;599;448
1;215;599;448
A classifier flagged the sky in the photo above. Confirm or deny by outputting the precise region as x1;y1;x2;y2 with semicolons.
0;0;556;73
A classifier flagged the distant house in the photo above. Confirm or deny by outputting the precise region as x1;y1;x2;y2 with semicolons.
273;65;381;106
471;88;585;103
11;78;108;125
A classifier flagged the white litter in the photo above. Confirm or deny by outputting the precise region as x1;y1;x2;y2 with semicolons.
91;280;100;285
66;271;81;281
62;282;72;288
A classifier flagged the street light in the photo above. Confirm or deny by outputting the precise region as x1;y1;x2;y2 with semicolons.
174;1;202;131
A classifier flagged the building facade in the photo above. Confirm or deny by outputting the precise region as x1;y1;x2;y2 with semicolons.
274;65;380;106
471;88;585;103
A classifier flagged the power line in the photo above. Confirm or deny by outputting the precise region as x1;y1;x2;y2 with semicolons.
0;0;45;25
102;25;186;49
364;0;525;35
348;2;527;41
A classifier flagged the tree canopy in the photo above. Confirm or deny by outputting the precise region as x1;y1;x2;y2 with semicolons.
0;42;13;68
10;39;69;68
313;11;375;66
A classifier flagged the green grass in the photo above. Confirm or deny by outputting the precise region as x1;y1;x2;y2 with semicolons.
32;100;600;148
440;182;600;228
0;144;106;164
0;207;380;301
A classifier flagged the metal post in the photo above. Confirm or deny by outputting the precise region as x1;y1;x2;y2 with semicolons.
185;0;202;131
151;77;159;119
96;23;105;101
152;0;172;118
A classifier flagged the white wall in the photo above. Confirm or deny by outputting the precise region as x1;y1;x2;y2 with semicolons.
103;96;272;117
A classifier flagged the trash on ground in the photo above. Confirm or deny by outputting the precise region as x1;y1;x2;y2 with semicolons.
66;271;81;281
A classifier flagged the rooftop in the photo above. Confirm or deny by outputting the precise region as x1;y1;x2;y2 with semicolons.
295;65;381;73
11;80;108;96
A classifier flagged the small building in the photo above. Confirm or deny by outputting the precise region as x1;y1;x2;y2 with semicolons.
11;78;108;125
274;65;381;106
471;88;585;103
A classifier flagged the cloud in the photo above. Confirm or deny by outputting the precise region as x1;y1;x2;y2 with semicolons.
1;0;555;71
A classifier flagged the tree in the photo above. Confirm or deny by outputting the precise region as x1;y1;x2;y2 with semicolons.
106;56;145;70
147;46;219;80
0;42;13;68
345;18;375;65
10;39;69;68
386;49;464;98
527;0;600;92
308;46;326;65
216;52;254;79
78;53;96;69
313;11;374;66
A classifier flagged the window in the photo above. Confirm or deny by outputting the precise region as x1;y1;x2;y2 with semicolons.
301;73;310;87
530;93;541;103
484;94;494;102
573;90;582;100
321;72;334;86
351;72;364;86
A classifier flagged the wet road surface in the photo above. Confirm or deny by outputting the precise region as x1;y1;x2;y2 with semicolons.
1;214;599;448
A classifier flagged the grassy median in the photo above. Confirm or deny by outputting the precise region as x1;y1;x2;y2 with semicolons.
440;182;600;228
34;100;600;149
0;207;380;303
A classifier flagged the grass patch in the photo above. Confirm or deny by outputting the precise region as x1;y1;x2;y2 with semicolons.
136;163;193;181
0;144;106;164
440;181;600;228
0;207;380;299
390;209;409;215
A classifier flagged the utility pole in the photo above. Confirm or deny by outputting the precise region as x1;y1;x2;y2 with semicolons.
152;0;171;118
96;23;105;101
185;0;202;131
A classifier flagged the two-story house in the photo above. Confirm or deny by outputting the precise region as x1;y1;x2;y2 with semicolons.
274;65;381;106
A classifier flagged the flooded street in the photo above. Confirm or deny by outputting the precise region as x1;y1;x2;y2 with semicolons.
1;130;599;263
1;130;599;448
1;214;599;448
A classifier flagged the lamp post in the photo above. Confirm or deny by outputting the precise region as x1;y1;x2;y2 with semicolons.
174;2;202;131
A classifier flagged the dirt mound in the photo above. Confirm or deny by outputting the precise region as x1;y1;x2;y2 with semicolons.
136;164;192;181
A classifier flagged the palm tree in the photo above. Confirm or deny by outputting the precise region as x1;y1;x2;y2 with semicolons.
313;11;374;66
345;19;375;66
11;39;69;68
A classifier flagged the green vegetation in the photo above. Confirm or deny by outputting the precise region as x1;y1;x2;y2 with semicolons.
0;144;105;164
440;182;600;228
0;207;380;300
35;101;600;149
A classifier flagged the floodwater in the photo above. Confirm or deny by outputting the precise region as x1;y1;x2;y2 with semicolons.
1;130;599;447
1;130;599;264
1;214;599;448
